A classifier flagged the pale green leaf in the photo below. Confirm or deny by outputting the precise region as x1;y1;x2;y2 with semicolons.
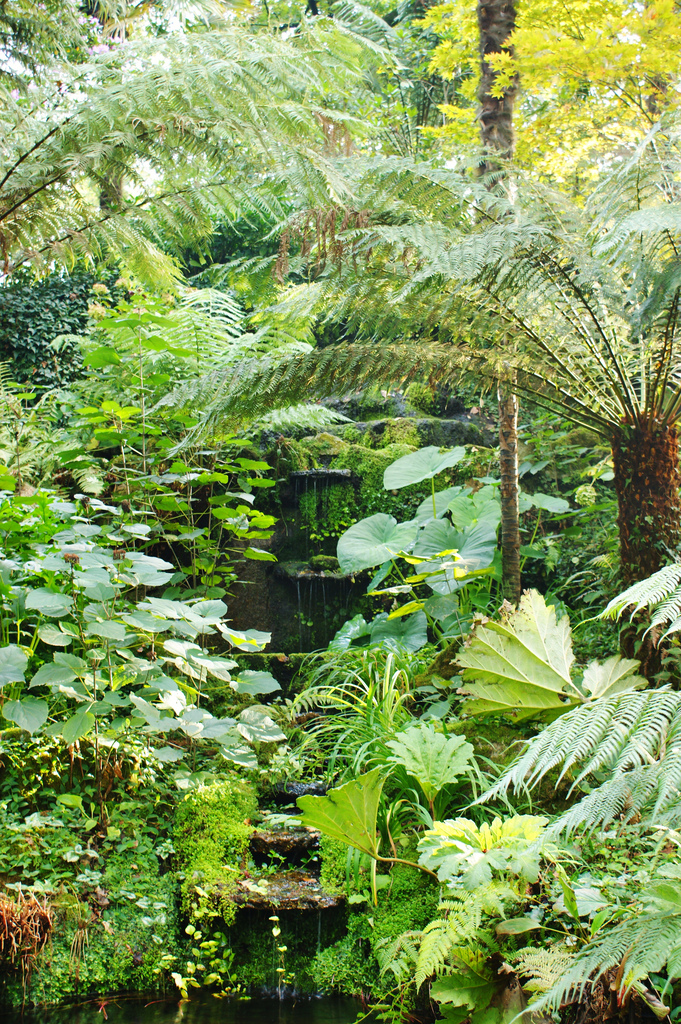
458;590;580;718
581;655;647;700
386;725;474;803
297;768;385;858
3;697;48;734
0;645;28;687
337;513;418;574
384;446;466;489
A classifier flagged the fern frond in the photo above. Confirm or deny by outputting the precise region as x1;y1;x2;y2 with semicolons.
484;689;681;835
533;887;681;1013
603;564;681;620
254;403;351;432
512;946;576;994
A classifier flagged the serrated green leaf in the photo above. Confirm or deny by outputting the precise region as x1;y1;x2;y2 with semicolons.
581;655;646;699
386;725;474;803
458;590;581;719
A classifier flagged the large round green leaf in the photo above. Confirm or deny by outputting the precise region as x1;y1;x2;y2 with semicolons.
3;697;48;735
337;514;418;574
0;645;27;688
413;520;496;594
383;446;466;490
25;588;73;617
370;611;428;652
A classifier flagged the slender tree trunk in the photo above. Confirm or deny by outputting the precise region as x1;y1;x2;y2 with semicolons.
477;0;521;604
499;381;521;603
611;422;681;675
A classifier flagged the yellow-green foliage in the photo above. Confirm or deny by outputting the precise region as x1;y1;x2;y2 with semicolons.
174;777;257;925
405;383;437;416
331;442;415;494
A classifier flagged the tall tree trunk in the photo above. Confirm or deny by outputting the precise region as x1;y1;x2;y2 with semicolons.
477;0;521;604
499;382;521;603
477;0;518;168
611;422;681;675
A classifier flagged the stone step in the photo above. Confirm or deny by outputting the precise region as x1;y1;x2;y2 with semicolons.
230;870;343;911
250;825;320;863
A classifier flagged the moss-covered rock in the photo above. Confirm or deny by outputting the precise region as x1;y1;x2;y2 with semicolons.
174;777;258;926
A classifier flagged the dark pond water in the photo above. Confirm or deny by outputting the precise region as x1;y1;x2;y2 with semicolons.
16;995;366;1024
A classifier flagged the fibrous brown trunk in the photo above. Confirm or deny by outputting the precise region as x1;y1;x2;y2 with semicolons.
477;0;518;169
499;382;521;604
612;424;681;583
611;423;681;675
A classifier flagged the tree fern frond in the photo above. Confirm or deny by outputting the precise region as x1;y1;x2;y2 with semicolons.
483;690;681;835
254;403;351;433
533;885;681;1013
602;564;681;622
512;946;576;994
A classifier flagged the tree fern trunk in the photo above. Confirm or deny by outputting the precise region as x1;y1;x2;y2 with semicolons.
499;382;521;604
477;0;521;603
611;422;681;674
477;0;518;168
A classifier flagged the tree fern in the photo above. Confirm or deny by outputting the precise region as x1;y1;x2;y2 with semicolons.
603;564;681;639
0;18;379;280
484;689;681;834
532;873;681;1015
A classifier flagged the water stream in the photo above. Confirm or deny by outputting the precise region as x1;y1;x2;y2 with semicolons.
15;994;366;1024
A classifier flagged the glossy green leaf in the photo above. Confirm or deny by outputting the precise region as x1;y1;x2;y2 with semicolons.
243;547;277;561
383;446;466;489
495;917;542;936
83;346;121;368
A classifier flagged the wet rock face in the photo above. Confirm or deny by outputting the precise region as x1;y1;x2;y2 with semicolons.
278;781;329;798
231;871;343;911
250;826;320;861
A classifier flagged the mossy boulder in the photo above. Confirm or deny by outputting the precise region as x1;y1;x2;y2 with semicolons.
174;777;258;924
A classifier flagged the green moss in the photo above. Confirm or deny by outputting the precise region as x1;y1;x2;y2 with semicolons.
331;442;415;494
382;419;421;447
4;844;180;1009
310;555;340;571
405;382;437;415
174;777;258;926
314;860;439;1006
